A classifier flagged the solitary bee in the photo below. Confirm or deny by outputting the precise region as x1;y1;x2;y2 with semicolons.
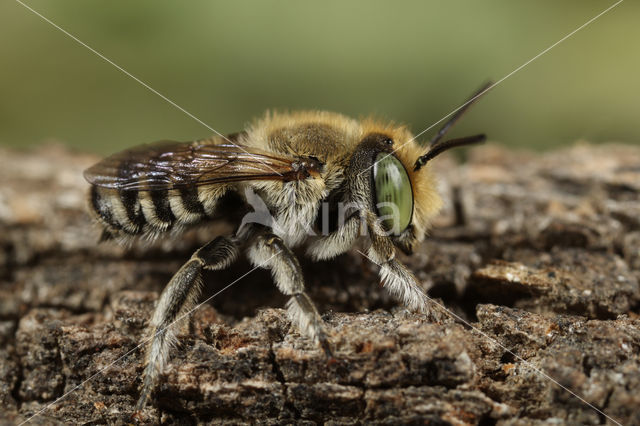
84;84;489;410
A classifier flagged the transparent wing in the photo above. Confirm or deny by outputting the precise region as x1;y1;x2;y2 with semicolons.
84;139;310;191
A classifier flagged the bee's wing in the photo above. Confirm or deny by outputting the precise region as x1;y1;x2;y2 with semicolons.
84;140;306;191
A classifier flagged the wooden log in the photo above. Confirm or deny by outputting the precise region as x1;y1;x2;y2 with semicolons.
0;143;639;424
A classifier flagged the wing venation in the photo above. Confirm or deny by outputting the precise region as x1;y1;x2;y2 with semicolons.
84;140;318;191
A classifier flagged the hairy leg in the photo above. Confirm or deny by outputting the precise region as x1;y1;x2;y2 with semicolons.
365;213;430;313
247;231;332;357
136;236;238;411
306;212;362;261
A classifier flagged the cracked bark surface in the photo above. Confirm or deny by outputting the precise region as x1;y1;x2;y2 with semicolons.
0;143;639;425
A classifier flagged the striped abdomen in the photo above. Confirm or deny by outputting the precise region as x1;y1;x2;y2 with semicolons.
89;185;225;239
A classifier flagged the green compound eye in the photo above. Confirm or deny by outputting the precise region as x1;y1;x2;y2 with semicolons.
372;153;414;235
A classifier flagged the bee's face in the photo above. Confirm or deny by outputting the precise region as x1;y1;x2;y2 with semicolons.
350;125;443;254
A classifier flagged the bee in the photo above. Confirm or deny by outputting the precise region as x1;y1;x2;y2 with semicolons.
84;83;490;411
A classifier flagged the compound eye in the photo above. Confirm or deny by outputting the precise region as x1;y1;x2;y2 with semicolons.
372;153;413;235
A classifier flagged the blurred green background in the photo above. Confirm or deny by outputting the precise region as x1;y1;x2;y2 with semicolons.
1;0;638;154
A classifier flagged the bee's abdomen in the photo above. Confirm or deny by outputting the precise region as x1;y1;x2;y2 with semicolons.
89;185;222;238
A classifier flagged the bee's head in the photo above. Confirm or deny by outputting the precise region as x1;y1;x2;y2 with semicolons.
356;125;483;255
358;83;490;253
352;126;435;255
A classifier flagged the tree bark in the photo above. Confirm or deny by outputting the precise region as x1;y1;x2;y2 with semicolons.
0;143;639;424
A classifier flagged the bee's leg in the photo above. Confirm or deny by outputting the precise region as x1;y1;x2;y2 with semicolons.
365;214;430;313
247;232;332;357
135;236;239;412
306;212;362;261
